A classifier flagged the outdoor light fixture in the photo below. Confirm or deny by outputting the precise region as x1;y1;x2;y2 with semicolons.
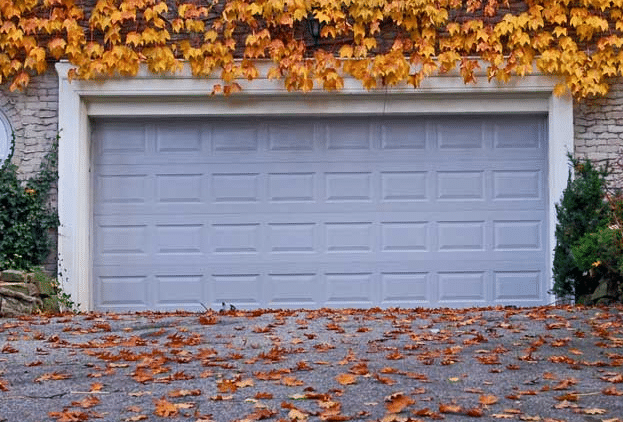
307;14;322;46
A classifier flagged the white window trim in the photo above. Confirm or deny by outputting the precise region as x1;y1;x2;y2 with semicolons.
56;62;573;311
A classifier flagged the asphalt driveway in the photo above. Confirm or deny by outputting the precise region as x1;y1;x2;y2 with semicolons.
0;305;622;422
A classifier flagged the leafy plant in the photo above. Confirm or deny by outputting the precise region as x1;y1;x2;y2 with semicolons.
570;191;623;303
1;0;623;97
552;156;609;302
0;134;59;271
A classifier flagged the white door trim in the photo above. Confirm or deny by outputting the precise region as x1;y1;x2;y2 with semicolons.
56;62;573;311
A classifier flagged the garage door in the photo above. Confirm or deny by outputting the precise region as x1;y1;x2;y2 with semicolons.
92;114;548;311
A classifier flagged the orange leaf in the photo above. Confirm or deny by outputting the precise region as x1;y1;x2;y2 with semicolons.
439;403;463;413
71;395;101;408
154;397;178;417
335;373;357;385
217;379;238;393
479;394;498;405
385;392;415;413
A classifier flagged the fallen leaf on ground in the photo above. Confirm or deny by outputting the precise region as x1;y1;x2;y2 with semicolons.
335;373;357;385
385;392;415;413
71;395;100;408
479;394;498;405
154;397;178;417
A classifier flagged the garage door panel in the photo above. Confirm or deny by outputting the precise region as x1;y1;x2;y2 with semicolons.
93;115;548;310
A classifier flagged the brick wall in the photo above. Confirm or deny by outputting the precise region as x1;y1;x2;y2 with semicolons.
0;70;59;272
574;80;623;187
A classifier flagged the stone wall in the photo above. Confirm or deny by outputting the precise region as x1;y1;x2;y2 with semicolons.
0;69;59;271
0;69;59;181
574;79;623;188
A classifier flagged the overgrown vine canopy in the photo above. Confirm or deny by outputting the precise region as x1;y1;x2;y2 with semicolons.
1;0;623;97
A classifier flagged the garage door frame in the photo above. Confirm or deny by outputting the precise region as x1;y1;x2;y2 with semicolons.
56;63;573;311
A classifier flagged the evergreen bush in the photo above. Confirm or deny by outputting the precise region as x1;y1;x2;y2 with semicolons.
0;134;59;270
552;156;609;302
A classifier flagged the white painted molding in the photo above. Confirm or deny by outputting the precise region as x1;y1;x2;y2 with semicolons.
56;62;573;311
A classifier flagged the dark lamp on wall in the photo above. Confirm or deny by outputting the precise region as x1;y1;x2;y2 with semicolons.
307;14;322;46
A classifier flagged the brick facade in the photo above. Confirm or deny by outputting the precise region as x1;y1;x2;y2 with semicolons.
574;79;623;187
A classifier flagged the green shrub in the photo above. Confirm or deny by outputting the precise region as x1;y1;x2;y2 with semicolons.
0;134;59;270
552;156;609;301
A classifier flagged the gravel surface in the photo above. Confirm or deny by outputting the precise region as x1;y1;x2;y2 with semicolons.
0;305;622;422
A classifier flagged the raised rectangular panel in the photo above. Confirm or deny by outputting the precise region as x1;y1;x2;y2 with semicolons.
98;175;147;203
98;123;146;153
494;119;541;148
494;221;541;250
156;174;202;203
326;121;371;150
495;271;540;300
326;222;372;252
213;274;261;305
99;276;147;305
212;124;259;152
268;122;314;151
438;272;485;301
438;222;484;251
381;222;427;251
156;275;202;304
381;172;427;201
326;273;373;304
268;274;317;304
269;223;315;253
212;173;259;202
438;171;484;200
493;170;541;199
156;225;202;254
100;225;147;254
156;125;201;152
211;224;260;254
381;120;426;149
326;172;372;201
381;273;428;302
437;119;483;149
268;173;314;202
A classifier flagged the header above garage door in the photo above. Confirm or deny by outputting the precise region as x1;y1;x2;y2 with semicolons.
56;63;573;311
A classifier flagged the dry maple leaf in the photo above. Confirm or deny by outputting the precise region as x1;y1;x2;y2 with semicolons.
0;379;8;391
602;386;623;396
439;403;463;413
123;416;148;422
289;408;309;420
217;379;238;393
479;394;498;405
236;378;254;388
48;410;90;422
554;393;578;402
385;392;415;413
153;396;178;417
465;407;484;417
169;388;201;397
35;372;71;383
601;373;623;383
335;373;357;385
281;376;304;386
349;362;369;375
71;395;101;409
584;408;607;415
255;392;273;399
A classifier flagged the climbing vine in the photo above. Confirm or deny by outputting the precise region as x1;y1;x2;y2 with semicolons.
2;0;623;97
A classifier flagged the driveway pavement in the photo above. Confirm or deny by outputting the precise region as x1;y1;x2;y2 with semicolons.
0;305;622;422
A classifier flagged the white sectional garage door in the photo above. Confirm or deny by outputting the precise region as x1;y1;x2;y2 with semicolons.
92;114;548;311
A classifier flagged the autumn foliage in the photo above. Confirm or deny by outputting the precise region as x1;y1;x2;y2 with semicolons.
1;0;623;97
